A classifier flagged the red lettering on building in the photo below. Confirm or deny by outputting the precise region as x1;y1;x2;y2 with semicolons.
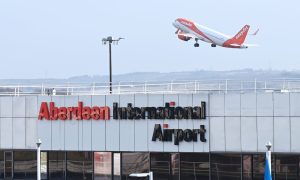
39;102;50;120
38;102;110;120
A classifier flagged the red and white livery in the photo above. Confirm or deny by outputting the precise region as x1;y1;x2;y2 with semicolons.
173;18;258;49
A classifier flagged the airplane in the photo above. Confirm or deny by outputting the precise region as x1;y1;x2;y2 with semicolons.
172;18;258;49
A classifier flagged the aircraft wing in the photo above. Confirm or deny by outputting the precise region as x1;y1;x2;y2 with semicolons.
182;33;196;39
228;44;241;47
228;43;259;48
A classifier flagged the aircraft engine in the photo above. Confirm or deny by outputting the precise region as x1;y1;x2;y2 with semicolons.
178;34;191;41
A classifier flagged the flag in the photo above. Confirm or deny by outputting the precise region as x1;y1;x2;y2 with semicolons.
264;151;272;180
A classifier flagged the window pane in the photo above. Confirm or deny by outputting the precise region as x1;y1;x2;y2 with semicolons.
66;152;93;180
211;154;241;180
275;155;298;180
94;152;112;180
0;151;4;179
49;151;66;180
299;156;300;179
180;153;209;180
150;153;170;180
5;152;13;178
253;154;264;179
13;151;37;179
122;153;149;179
41;152;48;180
243;155;252;180
5;152;12;161
171;153;179;180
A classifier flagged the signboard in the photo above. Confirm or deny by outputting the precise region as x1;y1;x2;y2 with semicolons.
38;101;207;146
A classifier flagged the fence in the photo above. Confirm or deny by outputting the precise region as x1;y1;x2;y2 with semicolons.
1;79;300;96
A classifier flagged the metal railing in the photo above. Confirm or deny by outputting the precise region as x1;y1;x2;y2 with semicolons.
1;79;300;96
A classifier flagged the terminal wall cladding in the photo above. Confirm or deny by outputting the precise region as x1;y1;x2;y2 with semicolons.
1;93;300;152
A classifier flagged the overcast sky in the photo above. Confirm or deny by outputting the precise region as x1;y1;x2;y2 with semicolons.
0;0;299;79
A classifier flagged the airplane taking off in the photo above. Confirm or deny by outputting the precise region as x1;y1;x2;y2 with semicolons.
173;18;258;49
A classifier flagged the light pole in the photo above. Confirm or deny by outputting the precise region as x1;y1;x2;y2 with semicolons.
36;139;42;180
266;141;272;151
102;36;124;94
265;141;272;180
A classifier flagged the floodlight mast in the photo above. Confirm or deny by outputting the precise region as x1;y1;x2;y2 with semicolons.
102;36;124;94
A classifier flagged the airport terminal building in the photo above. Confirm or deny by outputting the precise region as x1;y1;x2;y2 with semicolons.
1;81;300;180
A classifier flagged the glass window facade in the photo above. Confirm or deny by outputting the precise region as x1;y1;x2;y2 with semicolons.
41;152;48;180
243;155;252;180
211;154;241;180
252;154;265;180
180;153;209;180
121;153;149;179
171;153;179;180
66;152;93;180
94;152;112;180
2;151;300;179
13;151;37;179
275;155;298;180
0;151;4;179
150;153;171;180
5;151;13;179
49;151;66;180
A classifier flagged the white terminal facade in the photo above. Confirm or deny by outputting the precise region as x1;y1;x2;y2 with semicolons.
0;91;300;179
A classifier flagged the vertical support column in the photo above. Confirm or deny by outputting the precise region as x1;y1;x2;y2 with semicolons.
65;152;67;180
265;141;272;180
225;80;228;94
109;43;112;94
144;82;147;93
112;152;114;180
120;152;123;180
297;156;299;180
17;85;20;96
254;79;257;93
240;81;243;93
264;81;267;90
149;171;153;180
41;84;44;95
37;139;42;180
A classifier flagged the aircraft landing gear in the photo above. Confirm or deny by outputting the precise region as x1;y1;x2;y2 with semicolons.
194;38;199;47
211;44;216;47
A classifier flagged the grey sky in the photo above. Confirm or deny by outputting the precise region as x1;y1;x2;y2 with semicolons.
0;0;299;79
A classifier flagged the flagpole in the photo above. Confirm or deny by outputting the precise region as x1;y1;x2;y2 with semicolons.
265;141;272;180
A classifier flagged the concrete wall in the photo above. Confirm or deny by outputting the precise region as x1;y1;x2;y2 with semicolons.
0;93;299;153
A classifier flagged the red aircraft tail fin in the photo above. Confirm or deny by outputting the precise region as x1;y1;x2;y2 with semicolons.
231;25;250;45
